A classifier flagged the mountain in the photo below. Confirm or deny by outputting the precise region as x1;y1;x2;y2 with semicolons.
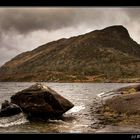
0;25;140;82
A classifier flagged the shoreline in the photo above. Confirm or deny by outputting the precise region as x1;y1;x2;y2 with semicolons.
0;81;139;83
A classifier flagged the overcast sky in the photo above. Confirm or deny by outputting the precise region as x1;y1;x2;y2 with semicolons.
0;7;140;66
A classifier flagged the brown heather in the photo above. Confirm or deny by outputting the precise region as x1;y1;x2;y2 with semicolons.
0;25;140;82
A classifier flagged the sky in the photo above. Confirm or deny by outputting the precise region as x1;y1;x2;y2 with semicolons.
0;7;140;66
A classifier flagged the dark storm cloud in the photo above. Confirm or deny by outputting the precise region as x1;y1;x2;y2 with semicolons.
0;8;139;35
0;8;81;34
0;8;124;34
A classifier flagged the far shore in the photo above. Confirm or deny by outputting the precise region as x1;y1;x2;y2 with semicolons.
0;78;140;83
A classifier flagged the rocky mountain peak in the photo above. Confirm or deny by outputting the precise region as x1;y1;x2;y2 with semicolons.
101;25;130;38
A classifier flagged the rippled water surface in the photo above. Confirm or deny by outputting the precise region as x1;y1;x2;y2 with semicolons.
0;82;138;133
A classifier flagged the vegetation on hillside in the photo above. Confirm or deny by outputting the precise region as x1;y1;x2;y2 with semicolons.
0;25;140;82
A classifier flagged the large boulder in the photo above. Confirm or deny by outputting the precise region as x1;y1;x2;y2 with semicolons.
11;83;74;120
0;100;22;117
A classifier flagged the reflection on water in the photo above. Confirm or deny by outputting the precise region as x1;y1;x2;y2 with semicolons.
66;105;85;114
0;82;138;133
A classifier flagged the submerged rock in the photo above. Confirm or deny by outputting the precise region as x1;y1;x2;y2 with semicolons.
0;100;22;117
1;100;10;109
98;84;140;99
11;83;74;120
115;84;140;95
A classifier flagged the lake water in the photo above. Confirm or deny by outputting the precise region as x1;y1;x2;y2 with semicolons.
0;82;139;133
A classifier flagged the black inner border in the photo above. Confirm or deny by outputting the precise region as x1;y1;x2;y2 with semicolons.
0;0;139;6
0;0;140;139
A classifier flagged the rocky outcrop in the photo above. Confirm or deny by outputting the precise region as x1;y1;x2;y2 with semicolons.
102;93;140;115
11;83;74;120
95;84;140;125
0;100;22;117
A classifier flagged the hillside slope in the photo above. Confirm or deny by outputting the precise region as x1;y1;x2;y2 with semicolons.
0;25;140;82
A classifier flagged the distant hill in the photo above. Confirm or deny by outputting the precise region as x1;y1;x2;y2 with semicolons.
0;25;140;82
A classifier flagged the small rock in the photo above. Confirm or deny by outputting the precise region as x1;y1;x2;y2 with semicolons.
0;100;22;117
